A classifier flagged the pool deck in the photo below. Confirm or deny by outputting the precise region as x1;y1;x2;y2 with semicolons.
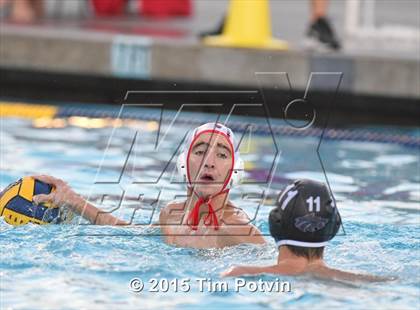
0;0;419;104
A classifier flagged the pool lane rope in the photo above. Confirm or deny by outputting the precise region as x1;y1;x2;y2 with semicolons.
1;102;418;148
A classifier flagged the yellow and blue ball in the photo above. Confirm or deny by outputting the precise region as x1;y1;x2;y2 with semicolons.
0;176;70;226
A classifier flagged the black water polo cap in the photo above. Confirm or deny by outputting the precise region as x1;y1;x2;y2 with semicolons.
269;179;341;248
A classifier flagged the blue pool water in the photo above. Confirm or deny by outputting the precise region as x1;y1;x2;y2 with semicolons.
1;109;419;309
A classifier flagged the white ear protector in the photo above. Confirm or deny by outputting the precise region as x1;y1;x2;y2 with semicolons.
177;150;187;184
231;156;244;188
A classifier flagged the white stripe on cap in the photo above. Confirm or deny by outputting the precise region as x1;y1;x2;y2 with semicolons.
281;190;298;210
277;183;294;205
276;239;329;248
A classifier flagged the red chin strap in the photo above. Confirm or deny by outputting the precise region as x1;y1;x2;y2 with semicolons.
187;189;229;231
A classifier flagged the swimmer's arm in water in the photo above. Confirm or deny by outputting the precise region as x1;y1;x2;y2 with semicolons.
32;175;128;225
221;264;288;277
309;265;395;282
222;264;394;282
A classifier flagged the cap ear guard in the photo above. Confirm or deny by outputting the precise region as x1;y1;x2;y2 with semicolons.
228;156;244;188
177;151;187;185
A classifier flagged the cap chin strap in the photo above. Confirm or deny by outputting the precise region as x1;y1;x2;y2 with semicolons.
187;188;229;231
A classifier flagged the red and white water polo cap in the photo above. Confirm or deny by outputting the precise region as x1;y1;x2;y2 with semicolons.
177;122;244;191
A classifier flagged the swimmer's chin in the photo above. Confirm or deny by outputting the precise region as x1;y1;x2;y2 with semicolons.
194;187;224;197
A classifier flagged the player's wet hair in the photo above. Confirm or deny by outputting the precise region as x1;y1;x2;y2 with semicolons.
286;245;324;260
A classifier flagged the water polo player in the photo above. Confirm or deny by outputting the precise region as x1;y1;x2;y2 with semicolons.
160;122;266;248
31;122;266;248
222;179;390;282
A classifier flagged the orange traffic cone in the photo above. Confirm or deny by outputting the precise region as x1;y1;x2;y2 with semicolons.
204;0;288;50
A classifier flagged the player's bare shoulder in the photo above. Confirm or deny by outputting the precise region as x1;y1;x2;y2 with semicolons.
220;201;266;244
160;200;187;225
223;201;252;225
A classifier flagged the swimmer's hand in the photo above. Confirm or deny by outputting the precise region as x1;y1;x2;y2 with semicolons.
32;175;84;211
31;175;127;225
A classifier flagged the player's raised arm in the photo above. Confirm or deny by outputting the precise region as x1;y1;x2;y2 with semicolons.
32;175;128;225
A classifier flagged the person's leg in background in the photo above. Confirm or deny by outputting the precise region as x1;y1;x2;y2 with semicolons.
311;0;329;22
307;0;341;50
199;0;341;51
199;15;224;38
9;0;43;23
32;0;43;18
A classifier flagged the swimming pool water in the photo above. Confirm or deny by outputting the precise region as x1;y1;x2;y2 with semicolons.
1;112;419;309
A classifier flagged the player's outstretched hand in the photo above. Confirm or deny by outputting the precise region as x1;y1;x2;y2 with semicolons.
32;175;84;212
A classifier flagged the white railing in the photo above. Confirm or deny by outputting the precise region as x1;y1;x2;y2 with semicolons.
345;0;420;52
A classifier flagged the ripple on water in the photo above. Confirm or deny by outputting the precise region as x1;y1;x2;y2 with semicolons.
1;118;419;309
